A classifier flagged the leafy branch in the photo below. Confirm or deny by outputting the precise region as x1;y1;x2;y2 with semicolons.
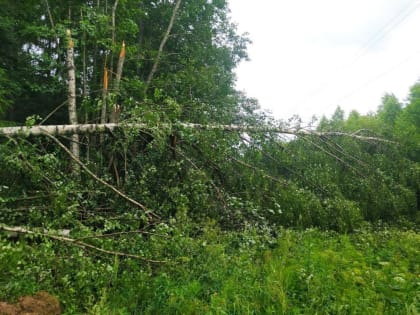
0;224;166;263
42;132;160;220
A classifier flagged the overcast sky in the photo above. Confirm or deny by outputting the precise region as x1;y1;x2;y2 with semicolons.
228;0;420;121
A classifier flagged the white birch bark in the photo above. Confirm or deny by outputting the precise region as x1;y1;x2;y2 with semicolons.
0;123;396;143
66;29;80;172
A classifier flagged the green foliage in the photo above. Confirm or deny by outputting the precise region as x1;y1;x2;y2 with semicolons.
1;224;418;314
378;93;402;136
0;0;248;124
395;83;420;161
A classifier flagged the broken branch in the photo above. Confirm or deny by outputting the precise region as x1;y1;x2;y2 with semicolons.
42;132;160;220
0;224;166;263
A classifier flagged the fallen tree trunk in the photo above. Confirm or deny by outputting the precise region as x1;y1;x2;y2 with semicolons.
0;122;395;143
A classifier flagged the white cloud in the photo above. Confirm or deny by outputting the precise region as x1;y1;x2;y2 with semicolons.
229;0;420;121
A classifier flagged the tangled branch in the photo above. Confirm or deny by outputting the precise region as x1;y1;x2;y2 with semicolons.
0;224;167;263
43;132;160;220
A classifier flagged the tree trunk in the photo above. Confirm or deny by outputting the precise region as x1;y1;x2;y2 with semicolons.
0;123;396;144
110;41;125;123
145;0;182;93
109;41;126;185
66;29;80;173
100;66;109;124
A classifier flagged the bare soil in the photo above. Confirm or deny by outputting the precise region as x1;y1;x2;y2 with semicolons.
0;291;60;315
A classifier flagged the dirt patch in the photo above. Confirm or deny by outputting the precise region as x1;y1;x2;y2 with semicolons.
0;291;61;315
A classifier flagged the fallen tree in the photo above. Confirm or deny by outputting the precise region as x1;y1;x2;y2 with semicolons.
0;123;395;143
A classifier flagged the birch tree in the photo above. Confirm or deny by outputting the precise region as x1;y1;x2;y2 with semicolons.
66;29;80;172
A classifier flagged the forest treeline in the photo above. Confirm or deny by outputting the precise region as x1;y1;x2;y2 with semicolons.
0;0;419;313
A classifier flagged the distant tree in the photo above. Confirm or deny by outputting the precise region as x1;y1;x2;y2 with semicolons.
377;93;402;136
331;106;345;127
317;107;345;131
396;82;420;161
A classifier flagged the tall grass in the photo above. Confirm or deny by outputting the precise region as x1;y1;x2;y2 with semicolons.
1;223;418;314
85;225;418;314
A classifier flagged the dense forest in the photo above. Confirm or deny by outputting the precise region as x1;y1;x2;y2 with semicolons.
0;0;418;314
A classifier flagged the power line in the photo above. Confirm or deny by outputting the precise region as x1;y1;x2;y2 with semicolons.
332;51;420;106
348;0;420;66
287;0;420;117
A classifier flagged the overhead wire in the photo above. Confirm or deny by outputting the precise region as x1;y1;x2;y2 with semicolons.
287;0;420;118
332;51;420;106
344;0;420;67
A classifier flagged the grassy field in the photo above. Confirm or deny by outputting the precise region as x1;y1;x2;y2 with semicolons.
1;224;419;314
